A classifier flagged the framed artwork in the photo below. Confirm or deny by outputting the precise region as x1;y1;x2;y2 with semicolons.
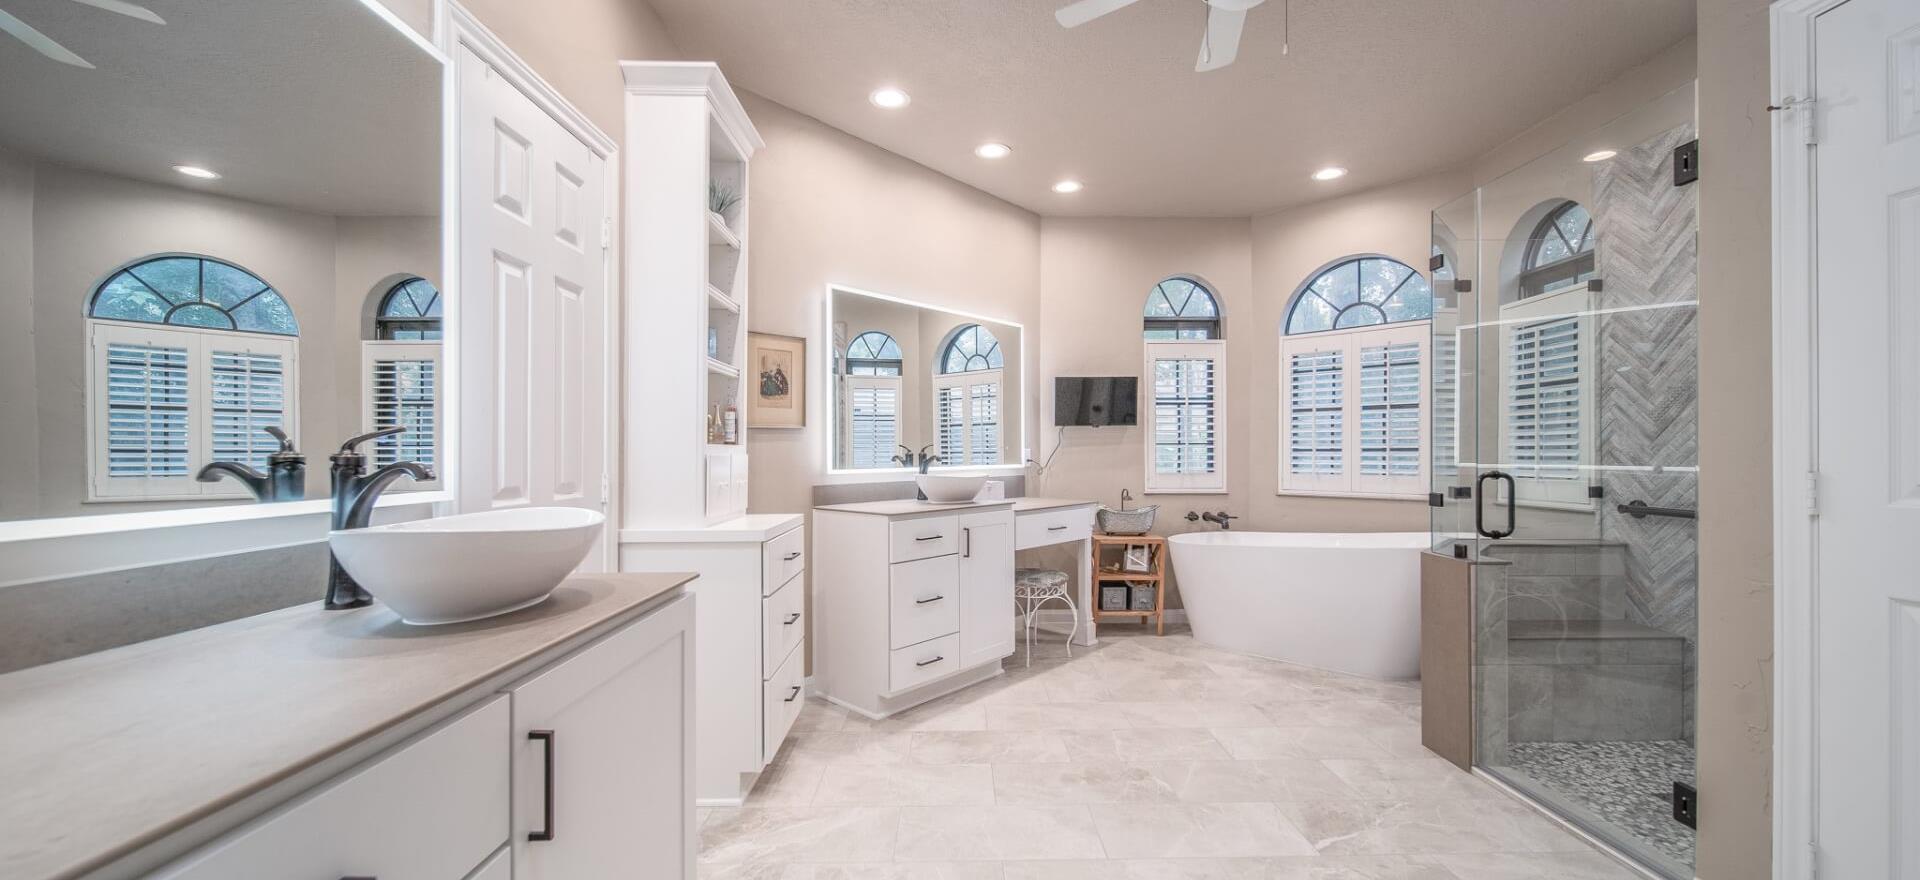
748;332;806;428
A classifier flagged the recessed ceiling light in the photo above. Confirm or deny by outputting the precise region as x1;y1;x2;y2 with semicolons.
173;164;220;180
1310;166;1348;182
974;142;1012;160
1052;179;1084;194
1582;150;1618;163
868;87;910;109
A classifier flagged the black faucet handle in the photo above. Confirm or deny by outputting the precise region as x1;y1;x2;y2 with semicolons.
338;426;404;455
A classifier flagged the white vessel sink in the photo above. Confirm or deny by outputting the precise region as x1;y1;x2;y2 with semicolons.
330;507;605;625
915;474;987;503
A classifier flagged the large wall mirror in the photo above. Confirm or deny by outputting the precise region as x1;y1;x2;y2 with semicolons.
0;0;445;527
828;286;1024;473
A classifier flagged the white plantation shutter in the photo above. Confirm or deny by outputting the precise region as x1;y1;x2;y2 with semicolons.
932;370;1003;465
1499;289;1594;507
1144;341;1224;492
362;342;441;488
844;375;901;468
1279;323;1428;497
89;322;301;500
209;348;288;470
1431;316;1460;477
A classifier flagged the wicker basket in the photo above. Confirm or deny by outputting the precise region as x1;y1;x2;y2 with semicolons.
1095;504;1157;536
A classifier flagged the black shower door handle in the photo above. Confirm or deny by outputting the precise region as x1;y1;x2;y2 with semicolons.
1475;471;1516;539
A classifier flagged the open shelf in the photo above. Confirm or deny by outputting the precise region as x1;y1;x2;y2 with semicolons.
706;284;741;314
707;211;741;249
706;357;741;379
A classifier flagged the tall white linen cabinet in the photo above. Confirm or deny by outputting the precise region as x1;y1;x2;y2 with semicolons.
615;61;805;806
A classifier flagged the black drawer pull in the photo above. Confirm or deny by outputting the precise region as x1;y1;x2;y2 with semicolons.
915;595;945;605
784;612;802;625
1048;524;1068;531
785;685;802;702
915;655;945;667
783;551;802;561
528;729;556;842
914;534;945;542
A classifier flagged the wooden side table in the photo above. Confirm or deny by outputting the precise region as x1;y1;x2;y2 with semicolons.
1090;534;1167;636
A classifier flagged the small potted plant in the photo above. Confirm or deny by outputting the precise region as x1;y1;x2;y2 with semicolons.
708;181;742;229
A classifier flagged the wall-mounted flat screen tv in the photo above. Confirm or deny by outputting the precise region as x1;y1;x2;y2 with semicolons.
1054;376;1138;427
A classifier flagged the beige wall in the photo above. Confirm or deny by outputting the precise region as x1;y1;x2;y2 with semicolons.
0;148;37;521
451;0;684;138
1694;0;1774;875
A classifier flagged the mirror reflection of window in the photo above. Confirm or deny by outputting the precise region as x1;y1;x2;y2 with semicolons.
87;255;299;501
842;331;903;468
362;277;442;487
1502;200;1597;508
934;324;1003;466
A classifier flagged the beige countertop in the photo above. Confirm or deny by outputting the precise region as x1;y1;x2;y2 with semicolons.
815;496;1095;517
0;571;694;880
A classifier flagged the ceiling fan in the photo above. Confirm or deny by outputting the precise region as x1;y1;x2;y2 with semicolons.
0;0;165;70
1055;0;1284;72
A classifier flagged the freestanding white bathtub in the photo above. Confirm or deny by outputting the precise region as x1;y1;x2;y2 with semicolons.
1168;531;1428;680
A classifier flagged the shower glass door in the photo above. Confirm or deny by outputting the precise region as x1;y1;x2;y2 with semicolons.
1434;82;1699;879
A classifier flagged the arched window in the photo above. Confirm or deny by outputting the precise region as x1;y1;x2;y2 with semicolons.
1142;277;1221;340
938;324;1003;374
90;255;298;335
86;255;298;500
1279;255;1433;499
374;277;442;341
845;331;903;376
933;324;1003;465
1284;256;1432;335
1520;200;1595;298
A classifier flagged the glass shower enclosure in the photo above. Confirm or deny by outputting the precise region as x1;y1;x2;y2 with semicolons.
1430;83;1699;879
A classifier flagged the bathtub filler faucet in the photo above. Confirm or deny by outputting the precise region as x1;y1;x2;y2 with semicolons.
326;426;434;610
1186;510;1238;530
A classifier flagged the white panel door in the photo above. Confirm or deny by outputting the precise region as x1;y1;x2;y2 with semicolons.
957;511;1015;668
457;46;609;568
1813;0;1920;875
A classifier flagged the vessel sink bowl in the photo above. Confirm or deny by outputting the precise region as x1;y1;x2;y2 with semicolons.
330;507;605;625
915;474;988;503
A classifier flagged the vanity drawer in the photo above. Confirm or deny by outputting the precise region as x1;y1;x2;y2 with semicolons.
1016;506;1092;550
763;524;806;594
763;642;806;764
889;555;959;649
156;696;509;880
889;515;960;562
888;633;962;693
762;572;806;678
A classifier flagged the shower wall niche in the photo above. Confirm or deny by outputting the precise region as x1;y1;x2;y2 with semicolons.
1429;82;1699;880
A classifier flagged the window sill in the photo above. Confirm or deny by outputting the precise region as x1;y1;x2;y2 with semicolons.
1142;488;1230;496
1273;489;1428;502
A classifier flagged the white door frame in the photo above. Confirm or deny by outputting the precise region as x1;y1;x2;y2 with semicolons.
1771;1;1849;877
436;0;621;569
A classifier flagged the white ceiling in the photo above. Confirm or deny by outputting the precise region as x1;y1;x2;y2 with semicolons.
0;0;440;217
648;0;1695;217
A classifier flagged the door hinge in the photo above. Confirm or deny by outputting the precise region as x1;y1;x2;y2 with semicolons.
1806;470;1820;518
599;217;612;250
599;473;611;508
1770;96;1818;145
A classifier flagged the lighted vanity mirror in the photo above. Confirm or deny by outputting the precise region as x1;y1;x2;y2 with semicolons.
828;286;1024;472
0;0;445;525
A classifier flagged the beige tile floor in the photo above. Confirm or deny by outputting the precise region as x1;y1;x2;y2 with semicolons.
699;626;1644;880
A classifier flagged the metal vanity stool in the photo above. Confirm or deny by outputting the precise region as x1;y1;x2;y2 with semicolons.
1013;568;1077;666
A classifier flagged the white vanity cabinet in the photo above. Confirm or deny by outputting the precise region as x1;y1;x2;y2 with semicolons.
815;503;1017;718
619;514;807;805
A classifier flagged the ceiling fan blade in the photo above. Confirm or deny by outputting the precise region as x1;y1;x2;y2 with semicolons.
67;0;166;25
0;9;95;68
1195;5;1247;71
1055;0;1147;29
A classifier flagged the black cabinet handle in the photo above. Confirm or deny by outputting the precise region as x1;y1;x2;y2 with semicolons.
783;551;802;561
914;534;945;542
963;527;972;558
915;595;945;605
1048;524;1067;531
784;612;802;625
785;685;802;702
1474;471;1516;539
528;729;556;842
915;655;945;667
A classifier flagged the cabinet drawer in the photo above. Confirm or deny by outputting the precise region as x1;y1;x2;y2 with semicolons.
763;642;806;764
763;572;806;678
889;555;959;649
1016;507;1092;550
889;515;959;562
157;697;509;880
888;633;962;694
763;524;806;594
